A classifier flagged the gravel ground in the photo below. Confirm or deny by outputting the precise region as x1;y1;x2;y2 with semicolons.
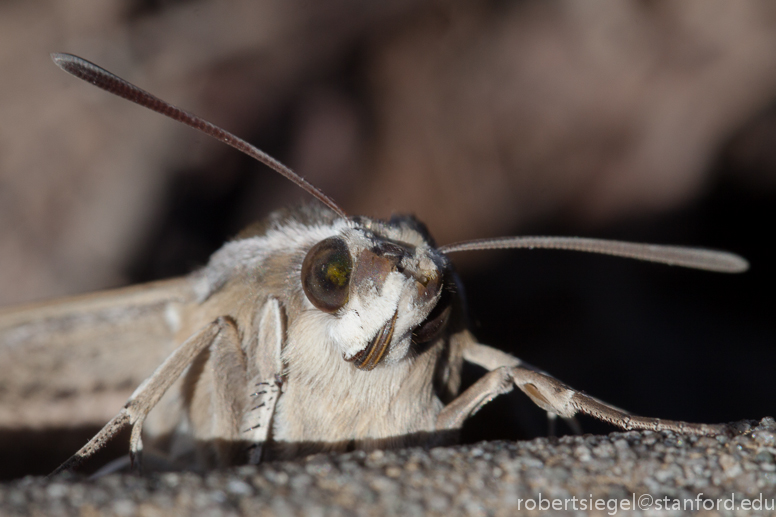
1;418;774;516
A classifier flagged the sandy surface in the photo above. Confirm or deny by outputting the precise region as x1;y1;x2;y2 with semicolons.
1;417;774;516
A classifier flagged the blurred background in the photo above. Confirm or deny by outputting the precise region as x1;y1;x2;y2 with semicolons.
1;0;775;476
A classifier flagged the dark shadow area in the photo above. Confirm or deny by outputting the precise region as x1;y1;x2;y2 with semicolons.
0;426;131;480
2;429;461;480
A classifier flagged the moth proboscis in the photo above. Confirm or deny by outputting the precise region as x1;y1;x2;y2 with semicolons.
0;53;750;477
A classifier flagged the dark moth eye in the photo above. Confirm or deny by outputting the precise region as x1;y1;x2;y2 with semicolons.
302;237;353;313
413;285;452;344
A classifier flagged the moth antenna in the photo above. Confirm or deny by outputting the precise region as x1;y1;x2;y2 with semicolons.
51;53;347;218
438;236;749;273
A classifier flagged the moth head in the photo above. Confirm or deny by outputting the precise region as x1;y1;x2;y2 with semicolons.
299;215;454;371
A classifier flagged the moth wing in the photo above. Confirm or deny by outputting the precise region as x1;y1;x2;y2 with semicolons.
0;278;197;431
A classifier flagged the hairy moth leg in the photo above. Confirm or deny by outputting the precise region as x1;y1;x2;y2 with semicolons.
244;298;285;464
49;317;231;477
437;342;730;436
201;318;249;467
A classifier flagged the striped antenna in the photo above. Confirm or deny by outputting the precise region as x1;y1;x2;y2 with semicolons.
51;53;347;219
438;236;748;273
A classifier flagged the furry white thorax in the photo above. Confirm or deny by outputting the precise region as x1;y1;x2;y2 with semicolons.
274;316;435;445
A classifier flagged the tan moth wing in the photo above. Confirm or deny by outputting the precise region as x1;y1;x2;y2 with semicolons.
0;278;195;432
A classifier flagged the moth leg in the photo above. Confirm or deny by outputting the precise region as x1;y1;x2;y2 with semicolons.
49;317;228;477
205;318;248;467
547;412;557;436
547;412;582;436
244;297;285;464
438;342;730;436
436;361;517;430
555;414;582;435
48;411;132;478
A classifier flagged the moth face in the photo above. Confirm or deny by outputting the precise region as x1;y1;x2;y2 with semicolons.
300;217;453;370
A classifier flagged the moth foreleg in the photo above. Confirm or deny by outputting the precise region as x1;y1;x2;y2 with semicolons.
50;317;229;477
242;297;285;465
206;319;248;467
436;361;517;430
439;342;730;436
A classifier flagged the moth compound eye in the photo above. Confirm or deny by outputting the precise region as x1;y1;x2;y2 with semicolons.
413;286;452;344
302;237;352;313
